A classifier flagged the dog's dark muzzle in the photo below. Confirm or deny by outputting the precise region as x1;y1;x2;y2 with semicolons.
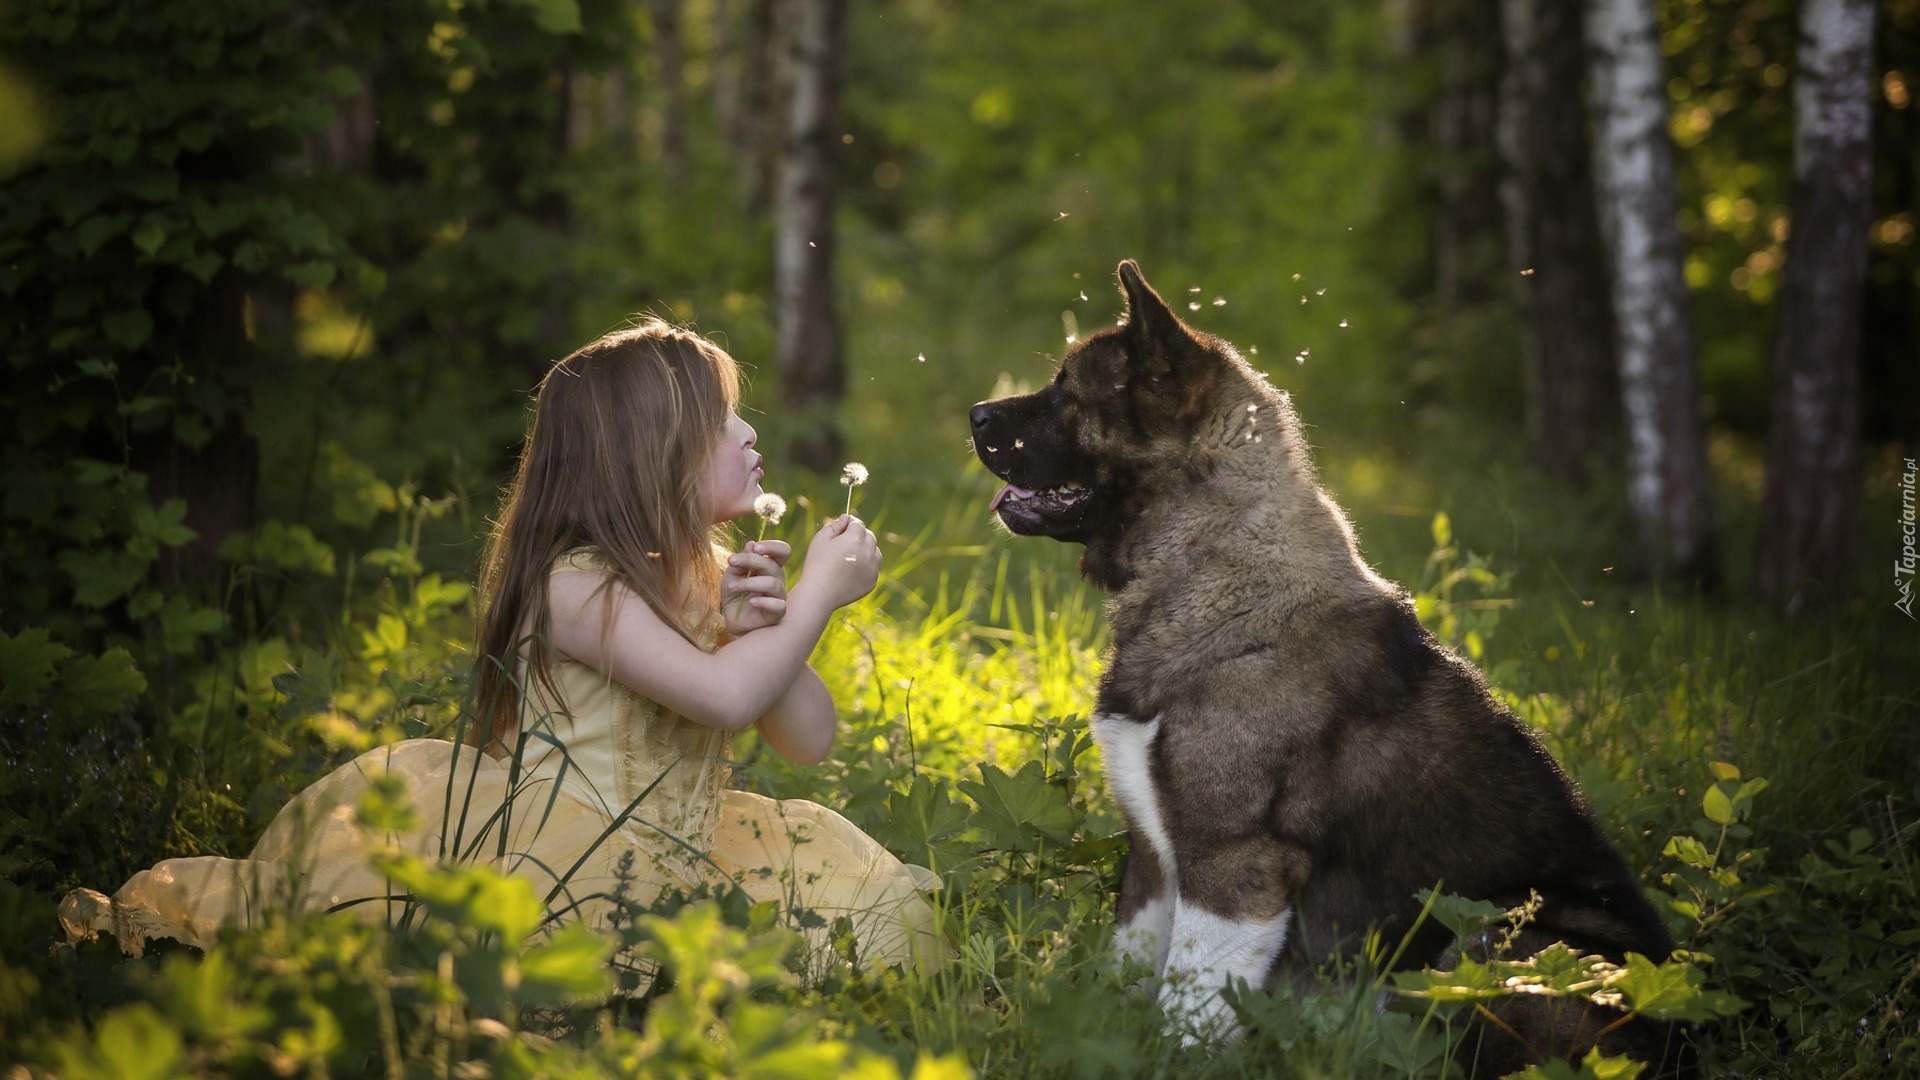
970;394;1097;537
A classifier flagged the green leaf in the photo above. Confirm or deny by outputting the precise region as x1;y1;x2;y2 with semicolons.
517;924;614;1003
377;854;545;947
882;774;973;871
58;547;150;607
0;627;73;707
361;613;408;661
1512;1047;1648;1079
1706;761;1740;782
1390;957;1506;1003
1662;835;1713;869
157;594;227;653
131;218;167;256
284;259;336;289
1414;888;1506;940
355;774;420;834
55;1003;183;1080
1702;784;1734;826
520;0;583;34
102;307;153;349
221;521;337;575
133;498;197;548
323;65;360;96
412;573;471;614
74;213;131;256
56;648;146;713
957;760;1081;851
1430;511;1452;549
237;638;291;696
1613;953;1746;1022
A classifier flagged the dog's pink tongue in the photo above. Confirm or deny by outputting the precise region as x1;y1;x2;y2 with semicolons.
989;484;1035;512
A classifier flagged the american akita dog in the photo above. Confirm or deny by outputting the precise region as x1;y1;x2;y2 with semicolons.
970;261;1686;1075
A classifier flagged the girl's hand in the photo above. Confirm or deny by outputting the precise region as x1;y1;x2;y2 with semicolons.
799;515;880;608
722;539;791;636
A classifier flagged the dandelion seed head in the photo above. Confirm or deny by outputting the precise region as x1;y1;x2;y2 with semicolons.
840;462;869;487
754;493;787;525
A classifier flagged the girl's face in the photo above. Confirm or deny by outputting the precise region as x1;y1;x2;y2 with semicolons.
701;412;763;523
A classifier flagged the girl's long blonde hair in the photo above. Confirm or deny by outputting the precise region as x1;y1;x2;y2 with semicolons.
470;318;740;752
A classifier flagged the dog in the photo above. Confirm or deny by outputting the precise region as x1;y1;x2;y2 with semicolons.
970;260;1686;1075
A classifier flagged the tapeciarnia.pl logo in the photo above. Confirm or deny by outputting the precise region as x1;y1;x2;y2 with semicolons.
1899;457;1917;619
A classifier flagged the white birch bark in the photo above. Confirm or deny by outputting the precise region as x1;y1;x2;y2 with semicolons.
1584;0;1718;581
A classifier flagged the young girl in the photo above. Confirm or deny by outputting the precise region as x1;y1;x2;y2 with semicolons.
61;319;942;972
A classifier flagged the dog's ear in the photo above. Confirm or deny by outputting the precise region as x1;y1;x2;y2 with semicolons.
1117;260;1187;362
1116;259;1213;421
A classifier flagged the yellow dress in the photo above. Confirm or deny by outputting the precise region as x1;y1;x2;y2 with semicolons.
59;552;943;974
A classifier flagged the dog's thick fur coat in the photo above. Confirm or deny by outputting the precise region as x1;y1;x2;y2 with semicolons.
970;261;1686;1075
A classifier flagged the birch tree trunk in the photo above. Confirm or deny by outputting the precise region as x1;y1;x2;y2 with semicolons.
772;0;848;471
1499;0;1618;486
1755;0;1876;611
1585;0;1719;584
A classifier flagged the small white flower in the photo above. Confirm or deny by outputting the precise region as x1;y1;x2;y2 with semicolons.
754;493;787;526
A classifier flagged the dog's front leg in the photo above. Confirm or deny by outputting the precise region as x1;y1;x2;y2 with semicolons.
1112;837;1174;985
1093;712;1178;988
1156;839;1306;1042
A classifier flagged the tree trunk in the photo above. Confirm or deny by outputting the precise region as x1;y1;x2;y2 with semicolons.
648;0;688;191
1427;0;1509;308
133;273;257;599
1755;0;1875;612
1584;0;1719;585
731;0;781;214
1500;0;1618;486
772;0;847;472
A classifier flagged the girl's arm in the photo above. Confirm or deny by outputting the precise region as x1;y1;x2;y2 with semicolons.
752;664;837;765
545;517;878;751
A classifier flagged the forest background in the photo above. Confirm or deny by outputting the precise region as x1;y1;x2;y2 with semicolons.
1;0;1918;1077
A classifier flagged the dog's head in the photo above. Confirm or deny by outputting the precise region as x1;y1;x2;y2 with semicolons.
971;259;1287;588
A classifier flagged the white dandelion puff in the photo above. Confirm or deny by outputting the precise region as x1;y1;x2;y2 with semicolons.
754;492;787;539
840;462;868;516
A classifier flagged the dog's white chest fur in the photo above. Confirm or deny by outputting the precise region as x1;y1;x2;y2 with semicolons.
1093;711;1292;1041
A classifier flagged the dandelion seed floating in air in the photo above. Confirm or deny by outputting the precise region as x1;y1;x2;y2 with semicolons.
754;493;787;540
840;462;868;516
